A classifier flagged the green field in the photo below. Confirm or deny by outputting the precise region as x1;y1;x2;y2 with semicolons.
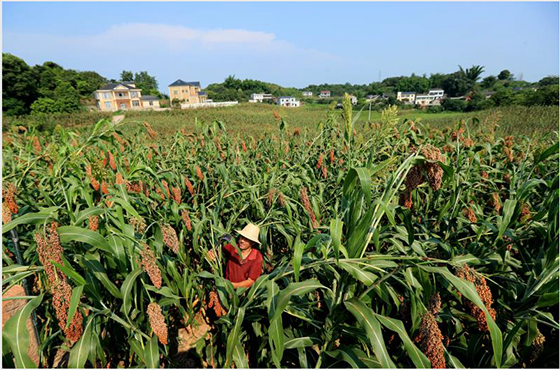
114;104;559;139
4;104;557;140
2;101;559;368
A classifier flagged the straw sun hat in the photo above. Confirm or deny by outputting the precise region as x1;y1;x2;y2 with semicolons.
235;223;261;245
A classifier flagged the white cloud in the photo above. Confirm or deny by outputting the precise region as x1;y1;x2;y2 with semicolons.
3;23;309;54
2;22;343;87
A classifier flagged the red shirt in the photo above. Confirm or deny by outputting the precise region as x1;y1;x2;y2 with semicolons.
223;243;263;283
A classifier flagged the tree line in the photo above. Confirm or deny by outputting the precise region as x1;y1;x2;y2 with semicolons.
2;53;161;116
3;53;558;116
205;75;303;103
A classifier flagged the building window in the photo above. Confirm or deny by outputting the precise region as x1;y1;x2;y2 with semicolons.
120;103;126;109
131;92;138;98
133;101;140;107
94;92;99;99
174;91;178;95
117;92;126;98
105;102;112;109
103;92;112;99
149;101;154;106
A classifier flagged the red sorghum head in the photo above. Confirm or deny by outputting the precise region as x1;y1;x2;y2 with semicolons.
147;303;168;345
139;244;162;289
162;224;179;254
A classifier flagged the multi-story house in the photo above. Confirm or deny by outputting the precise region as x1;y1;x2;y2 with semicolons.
396;91;416;104
428;88;444;98
277;96;301;107
168;79;207;104
302;91;313;97
249;93;275;103
319;90;331;98
94;82;143;111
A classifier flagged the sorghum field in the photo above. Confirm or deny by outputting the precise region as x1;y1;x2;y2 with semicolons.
2;101;559;368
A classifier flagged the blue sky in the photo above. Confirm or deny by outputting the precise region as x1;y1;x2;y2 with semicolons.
3;2;559;91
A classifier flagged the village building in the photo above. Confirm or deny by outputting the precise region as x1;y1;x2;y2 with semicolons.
249;93;275;103
141;95;161;109
94;82;143;111
415;89;445;107
302;91;313;97
428;88;445;98
277;96;301;107
319;90;331;98
168;79;207;104
396;91;416;104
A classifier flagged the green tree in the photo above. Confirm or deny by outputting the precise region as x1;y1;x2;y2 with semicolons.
76;71;106;96
30;97;60;115
442;71;471;97
441;98;467;112
395;75;429;93
465;92;492;112
490;89;514;106
52;81;82;113
134;71;159;92
538;76;559;87
2;53;38;116
526;85;559;106
481;75;497;89
459;65;485;84
33;61;64;98
121;70;134;82
498;69;513;80
429;73;447;89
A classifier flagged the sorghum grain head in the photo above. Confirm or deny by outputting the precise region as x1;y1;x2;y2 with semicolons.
415;313;445;368
139;244;162;289
162;224;179;254
147;303;168;345
181;210;192;232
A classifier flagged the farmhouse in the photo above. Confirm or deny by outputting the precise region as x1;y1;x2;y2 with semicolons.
168;79;207;104
249;93;275;103
94;82;144;111
319;90;331;98
141;95;161;109
277;96;301;107
428;88;444;98
396;91;416;104
414;89;445;107
302;91;313;97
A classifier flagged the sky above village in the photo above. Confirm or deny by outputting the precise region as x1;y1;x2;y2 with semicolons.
3;2;559;91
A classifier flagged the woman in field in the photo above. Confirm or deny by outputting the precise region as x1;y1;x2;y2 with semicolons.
207;223;263;288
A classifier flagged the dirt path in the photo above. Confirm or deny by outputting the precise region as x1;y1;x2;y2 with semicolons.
112;114;125;124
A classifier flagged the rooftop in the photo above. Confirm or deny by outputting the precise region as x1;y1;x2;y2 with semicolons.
169;79;201;87
141;95;159;101
98;83;139;91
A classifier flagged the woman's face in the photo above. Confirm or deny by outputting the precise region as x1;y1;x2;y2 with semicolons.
238;236;253;250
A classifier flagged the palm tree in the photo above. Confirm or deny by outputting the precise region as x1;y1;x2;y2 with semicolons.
459;65;485;83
